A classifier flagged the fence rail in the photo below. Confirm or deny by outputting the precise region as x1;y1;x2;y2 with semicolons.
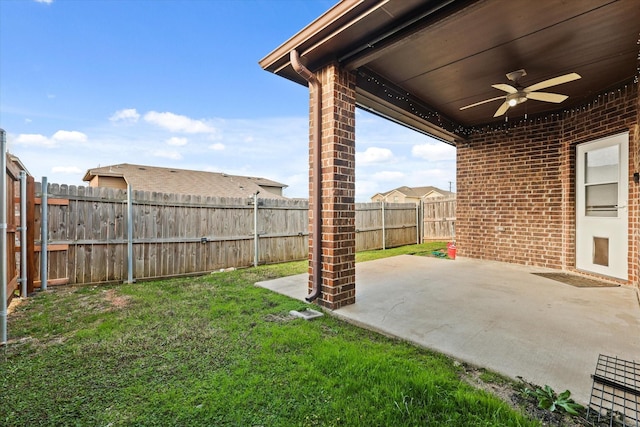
34;184;443;286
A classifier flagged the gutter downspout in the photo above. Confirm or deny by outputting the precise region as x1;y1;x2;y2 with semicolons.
290;50;322;302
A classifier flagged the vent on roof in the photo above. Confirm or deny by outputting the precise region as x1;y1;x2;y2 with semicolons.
138;167;146;171
170;170;177;173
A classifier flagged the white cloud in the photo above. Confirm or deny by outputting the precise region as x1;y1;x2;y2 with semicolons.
14;134;55;147
144;111;216;134
52;166;83;174
167;137;187;146
209;142;225;151
110;108;140;124
35;0;53;4
52;130;88;143
372;171;405;181
356;147;394;165
411;142;456;161
152;149;182;160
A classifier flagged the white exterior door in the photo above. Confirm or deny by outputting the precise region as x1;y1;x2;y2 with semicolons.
576;133;628;280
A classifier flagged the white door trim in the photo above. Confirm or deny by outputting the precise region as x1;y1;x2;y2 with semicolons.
575;132;629;280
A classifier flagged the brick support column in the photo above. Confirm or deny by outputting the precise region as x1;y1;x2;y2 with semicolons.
307;62;356;309
631;85;640;289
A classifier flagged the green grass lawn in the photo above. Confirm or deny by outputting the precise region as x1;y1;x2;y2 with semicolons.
1;243;538;426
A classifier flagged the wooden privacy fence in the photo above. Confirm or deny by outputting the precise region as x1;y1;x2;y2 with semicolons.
35;184;423;286
4;157;34;304
356;202;420;250
4;159;20;304
422;196;456;241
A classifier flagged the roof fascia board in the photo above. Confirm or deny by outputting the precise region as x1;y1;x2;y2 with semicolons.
292;0;391;67
339;0;463;70
259;0;379;76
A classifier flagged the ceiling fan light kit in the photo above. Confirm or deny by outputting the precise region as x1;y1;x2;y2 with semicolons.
460;69;581;117
507;93;527;107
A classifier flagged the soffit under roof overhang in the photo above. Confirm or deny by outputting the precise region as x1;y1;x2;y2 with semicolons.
260;0;640;145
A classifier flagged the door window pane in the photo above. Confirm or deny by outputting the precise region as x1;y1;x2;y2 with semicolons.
586;183;618;217
585;145;618;184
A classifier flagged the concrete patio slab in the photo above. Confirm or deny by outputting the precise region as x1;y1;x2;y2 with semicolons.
257;255;640;404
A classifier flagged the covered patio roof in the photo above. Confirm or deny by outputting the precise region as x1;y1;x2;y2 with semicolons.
260;0;639;144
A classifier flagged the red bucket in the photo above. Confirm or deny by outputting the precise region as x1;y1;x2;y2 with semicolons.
447;242;456;260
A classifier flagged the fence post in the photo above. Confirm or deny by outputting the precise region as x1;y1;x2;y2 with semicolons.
126;183;134;284
26;176;35;295
416;202;420;245
381;201;386;250
20;171;27;297
253;192;259;267
1;129;7;344
40;177;48;291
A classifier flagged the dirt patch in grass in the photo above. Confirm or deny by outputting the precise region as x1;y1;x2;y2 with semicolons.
458;362;610;426
103;288;131;310
263;313;296;323
7;297;24;315
73;286;132;313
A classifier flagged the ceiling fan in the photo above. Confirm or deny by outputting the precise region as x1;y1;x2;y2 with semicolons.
460;69;581;117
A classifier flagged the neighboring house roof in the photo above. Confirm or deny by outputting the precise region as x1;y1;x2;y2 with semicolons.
373;186;454;200
82;163;289;199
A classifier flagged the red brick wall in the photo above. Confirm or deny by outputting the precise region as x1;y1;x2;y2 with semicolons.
457;82;639;286
308;63;357;309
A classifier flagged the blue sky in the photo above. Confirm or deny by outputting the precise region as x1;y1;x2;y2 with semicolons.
0;0;456;201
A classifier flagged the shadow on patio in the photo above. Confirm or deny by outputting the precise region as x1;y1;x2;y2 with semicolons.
257;255;640;404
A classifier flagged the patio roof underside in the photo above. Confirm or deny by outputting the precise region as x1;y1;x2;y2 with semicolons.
260;0;640;145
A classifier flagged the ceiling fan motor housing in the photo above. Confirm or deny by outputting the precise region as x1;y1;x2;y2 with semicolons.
506;92;528;107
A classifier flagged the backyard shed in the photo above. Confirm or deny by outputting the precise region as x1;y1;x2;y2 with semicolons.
260;0;640;309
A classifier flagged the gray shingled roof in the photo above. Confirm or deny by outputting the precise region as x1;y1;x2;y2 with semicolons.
83;163;289;199
378;186;454;198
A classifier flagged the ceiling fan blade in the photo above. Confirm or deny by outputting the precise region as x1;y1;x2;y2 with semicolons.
493;101;510;117
460;96;506;110
526;92;568;103
491;84;518;94
524;72;581;92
